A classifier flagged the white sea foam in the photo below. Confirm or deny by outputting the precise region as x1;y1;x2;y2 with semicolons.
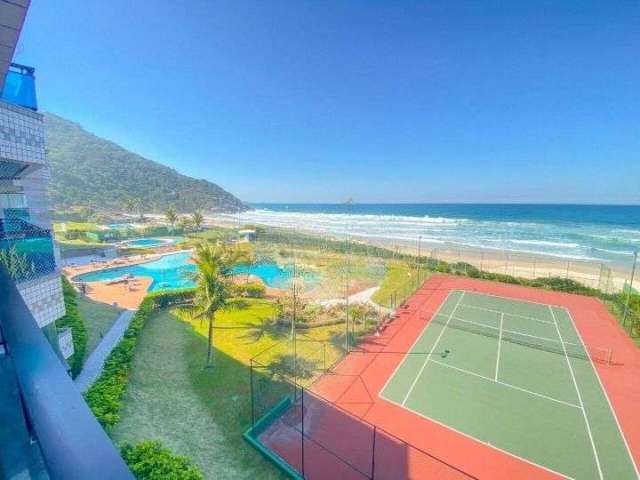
217;208;638;265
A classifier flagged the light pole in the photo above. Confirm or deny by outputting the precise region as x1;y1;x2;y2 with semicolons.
622;250;638;327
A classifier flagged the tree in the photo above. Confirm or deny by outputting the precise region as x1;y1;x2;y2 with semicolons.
192;242;245;366
122;196;144;221
191;210;204;232
178;215;193;232
165;206;178;230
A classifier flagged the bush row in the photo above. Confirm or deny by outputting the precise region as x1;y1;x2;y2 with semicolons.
84;289;195;428
121;440;203;480
230;281;266;298
57;277;88;377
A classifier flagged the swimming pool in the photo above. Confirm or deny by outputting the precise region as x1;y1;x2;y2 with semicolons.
231;262;318;289
74;252;318;292
120;237;178;249
74;251;197;292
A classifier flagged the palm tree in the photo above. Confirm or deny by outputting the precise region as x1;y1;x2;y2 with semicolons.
122;196;136;215
165;206;178;230
192;210;204;232
192;242;245;366
178;215;192;232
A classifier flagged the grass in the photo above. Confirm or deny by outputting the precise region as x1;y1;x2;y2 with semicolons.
112;297;347;478
76;294;123;357
53;221;99;232
372;260;429;307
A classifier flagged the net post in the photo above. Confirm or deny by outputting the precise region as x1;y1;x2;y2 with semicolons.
371;425;377;480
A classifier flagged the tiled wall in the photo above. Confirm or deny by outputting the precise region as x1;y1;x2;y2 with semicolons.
0;100;64;327
17;273;65;328
0;101;46;166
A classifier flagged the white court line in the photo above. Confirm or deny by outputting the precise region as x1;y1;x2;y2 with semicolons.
458;289;566;310
550;306;603;480
429;359;581;410
434;313;573;346
563;308;640;479
381;393;577;480
495;313;503;381
457;302;554;325
378;290;454;397
400;292;465;405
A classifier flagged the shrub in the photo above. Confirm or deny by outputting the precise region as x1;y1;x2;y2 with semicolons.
121;441;203;480
233;282;266;298
57;277;88;377
84;290;194;428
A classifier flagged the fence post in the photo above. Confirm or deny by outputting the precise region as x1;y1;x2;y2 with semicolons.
622;250;638;328
371;426;377;479
323;343;327;371
249;359;255;427
301;386;305;477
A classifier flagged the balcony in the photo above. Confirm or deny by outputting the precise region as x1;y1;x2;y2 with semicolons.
0;219;56;283
0;266;133;479
1;64;37;111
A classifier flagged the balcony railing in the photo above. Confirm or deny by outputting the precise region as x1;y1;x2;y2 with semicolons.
0;219;56;283
1;64;37;111
0;265;134;479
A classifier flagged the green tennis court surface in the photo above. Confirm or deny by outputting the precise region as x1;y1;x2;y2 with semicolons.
380;290;638;480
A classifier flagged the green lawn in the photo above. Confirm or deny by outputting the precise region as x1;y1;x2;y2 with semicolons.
112;298;347;479
76;295;123;357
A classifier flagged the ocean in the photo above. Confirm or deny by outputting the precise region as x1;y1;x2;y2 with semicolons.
224;204;640;267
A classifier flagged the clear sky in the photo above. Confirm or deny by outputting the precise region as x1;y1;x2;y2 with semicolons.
14;1;640;204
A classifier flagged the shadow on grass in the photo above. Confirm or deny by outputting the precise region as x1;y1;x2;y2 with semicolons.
112;310;288;480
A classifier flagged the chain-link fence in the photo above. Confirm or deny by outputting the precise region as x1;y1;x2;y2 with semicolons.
247;349;479;480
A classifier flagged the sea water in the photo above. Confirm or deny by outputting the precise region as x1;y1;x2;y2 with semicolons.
226;204;640;266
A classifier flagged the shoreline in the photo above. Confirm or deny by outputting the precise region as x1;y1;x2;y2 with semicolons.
206;215;634;293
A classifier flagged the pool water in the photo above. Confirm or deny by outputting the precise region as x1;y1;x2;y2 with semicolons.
74;252;318;292
121;237;177;248
74;252;197;292
231;262;318;289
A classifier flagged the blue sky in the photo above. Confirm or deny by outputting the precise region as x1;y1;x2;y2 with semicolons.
14;1;640;204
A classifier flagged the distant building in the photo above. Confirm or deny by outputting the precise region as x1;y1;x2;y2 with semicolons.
239;229;257;242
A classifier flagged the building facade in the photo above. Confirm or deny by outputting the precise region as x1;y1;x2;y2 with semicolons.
0;4;66;349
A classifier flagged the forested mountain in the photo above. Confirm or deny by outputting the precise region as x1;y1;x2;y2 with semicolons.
45;113;246;213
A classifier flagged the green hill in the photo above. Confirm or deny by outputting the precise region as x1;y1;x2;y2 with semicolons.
44;113;246;213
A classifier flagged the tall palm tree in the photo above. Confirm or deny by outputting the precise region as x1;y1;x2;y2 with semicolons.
193;242;245;366
192;210;204;232
165;206;178;230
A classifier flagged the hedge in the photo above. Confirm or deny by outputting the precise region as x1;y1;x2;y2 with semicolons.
121;440;203;480
84;289;195;428
57;277;88;377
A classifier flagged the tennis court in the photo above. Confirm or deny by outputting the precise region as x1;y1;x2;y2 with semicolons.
380;290;638;480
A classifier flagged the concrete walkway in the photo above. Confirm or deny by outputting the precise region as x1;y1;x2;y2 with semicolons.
316;286;390;312
74;309;136;392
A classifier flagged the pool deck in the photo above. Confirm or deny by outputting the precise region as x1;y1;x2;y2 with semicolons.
63;251;190;309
